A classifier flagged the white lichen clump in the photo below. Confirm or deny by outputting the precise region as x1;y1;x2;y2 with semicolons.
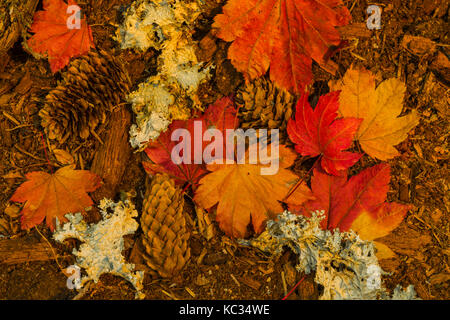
53;199;145;299
115;0;211;149
242;211;419;300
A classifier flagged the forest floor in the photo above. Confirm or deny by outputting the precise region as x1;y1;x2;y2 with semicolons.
0;0;448;300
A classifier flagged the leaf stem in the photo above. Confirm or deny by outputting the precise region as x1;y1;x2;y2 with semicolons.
283;156;320;202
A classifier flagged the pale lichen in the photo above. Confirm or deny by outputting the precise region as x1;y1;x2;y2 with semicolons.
115;0;211;149
241;211;419;300
53;199;145;299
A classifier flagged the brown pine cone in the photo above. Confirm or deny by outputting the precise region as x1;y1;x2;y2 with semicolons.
0;0;39;56
39;50;131;144
235;77;296;144
140;174;191;278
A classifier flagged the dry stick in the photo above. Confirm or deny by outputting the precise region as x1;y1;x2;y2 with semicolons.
14;145;45;161
35;226;64;272
40;131;54;173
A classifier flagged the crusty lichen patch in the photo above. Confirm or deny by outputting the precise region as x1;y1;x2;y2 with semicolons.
242;211;419;300
115;0;211;149
53;199;145;299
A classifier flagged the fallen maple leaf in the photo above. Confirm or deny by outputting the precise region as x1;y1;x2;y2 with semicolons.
350;203;410;259
289;164;411;258
10;166;101;230
194;144;302;238
27;0;95;73
143;97;238;188
213;0;351;93
329;66;420;160
287;91;362;175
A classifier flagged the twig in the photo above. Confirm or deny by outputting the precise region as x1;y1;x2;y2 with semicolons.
6;124;32;131
185;287;196;298
39;132;54;173
2;111;21;126
35;226;64;272
91;130;104;145
14;145;46;161
72;281;93;300
230;273;241;287
161;289;179;300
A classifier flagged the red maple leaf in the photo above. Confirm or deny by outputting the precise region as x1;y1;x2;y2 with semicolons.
287;91;362;176
290;164;411;232
143;97;239;188
213;0;351;93
27;0;95;73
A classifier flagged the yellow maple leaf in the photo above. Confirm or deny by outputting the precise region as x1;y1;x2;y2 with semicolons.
329;66;419;160
194;145;309;238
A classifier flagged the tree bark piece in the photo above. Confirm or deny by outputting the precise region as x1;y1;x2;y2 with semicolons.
90;105;132;204
0;238;59;264
0;0;39;56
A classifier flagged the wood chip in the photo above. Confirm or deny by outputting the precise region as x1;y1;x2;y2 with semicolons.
239;276;261;291
4;204;20;218
258;266;274;275
338;23;372;39
52;149;75;165
196;247;207;265
401;35;437;56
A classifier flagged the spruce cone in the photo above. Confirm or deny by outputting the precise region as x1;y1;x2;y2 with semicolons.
0;0;39;56
140;174;191;278
39;50;131;144
235;78;296;143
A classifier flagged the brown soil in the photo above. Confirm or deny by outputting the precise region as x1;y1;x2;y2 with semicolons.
0;0;448;300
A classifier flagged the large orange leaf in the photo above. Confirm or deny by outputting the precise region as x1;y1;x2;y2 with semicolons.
194;145;306;238
213;0;351;93
10;166;101;230
27;0;95;73
329;66;420;160
287;91;362;176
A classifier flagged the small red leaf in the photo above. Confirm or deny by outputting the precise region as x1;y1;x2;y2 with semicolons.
287;91;362;175
143;97;238;188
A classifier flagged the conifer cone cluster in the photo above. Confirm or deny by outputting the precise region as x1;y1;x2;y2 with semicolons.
140;174;191;278
39;50;131;144
235;78;296;143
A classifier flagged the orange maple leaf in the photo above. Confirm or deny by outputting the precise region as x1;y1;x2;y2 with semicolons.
194;145;312;238
27;0;95;73
213;0;351;93
10;166;101;230
350;203;410;259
